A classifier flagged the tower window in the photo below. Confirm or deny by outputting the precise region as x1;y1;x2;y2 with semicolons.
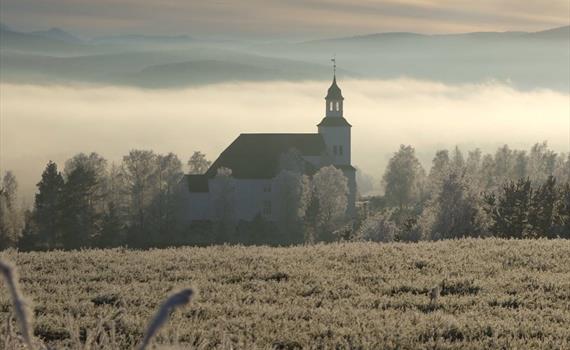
329;101;333;111
333;145;338;155
339;145;344;155
336;101;340;111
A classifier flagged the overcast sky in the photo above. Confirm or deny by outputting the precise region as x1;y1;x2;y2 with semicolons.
1;0;568;39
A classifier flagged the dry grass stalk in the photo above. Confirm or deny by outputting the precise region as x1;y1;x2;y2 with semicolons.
0;259;34;350
137;288;194;350
430;285;441;305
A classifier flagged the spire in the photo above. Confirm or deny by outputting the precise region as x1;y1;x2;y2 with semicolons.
324;57;344;118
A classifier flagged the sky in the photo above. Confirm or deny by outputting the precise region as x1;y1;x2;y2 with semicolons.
1;0;569;39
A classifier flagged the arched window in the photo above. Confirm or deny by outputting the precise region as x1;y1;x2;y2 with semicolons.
329;101;333;111
336;101;340;111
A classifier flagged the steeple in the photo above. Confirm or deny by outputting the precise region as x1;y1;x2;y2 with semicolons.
325;58;344;117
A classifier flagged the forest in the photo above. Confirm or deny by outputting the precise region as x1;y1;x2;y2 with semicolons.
0;142;568;250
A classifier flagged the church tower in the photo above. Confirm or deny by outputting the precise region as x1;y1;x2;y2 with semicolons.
318;64;351;166
317;62;356;216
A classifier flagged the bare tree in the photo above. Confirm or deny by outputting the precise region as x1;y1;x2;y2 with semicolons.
0;172;23;248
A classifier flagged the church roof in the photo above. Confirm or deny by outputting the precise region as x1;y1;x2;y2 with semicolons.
325;76;344;100
204;133;326;180
317;116;352;127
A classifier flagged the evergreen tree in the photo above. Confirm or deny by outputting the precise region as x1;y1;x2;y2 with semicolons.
553;182;570;238
484;179;532;238
60;163;100;249
527;176;557;237
32;161;64;248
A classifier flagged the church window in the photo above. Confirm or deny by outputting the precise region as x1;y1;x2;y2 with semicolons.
336;101;340;111
329;101;333;111
263;200;272;216
263;183;272;193
339;145;344;155
333;145;338;155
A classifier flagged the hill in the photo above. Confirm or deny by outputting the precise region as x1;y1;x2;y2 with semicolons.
1;239;569;349
1;25;568;90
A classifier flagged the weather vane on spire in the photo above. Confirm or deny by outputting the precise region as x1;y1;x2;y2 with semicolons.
331;55;337;77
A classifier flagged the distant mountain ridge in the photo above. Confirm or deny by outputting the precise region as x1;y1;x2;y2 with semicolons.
1;24;568;90
30;27;84;44
303;25;569;44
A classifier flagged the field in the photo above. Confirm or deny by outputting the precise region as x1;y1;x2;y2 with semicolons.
1;239;570;349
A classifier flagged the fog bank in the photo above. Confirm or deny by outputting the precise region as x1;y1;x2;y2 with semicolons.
1;79;568;201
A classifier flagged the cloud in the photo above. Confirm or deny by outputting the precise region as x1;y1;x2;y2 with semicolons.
1;79;569;201
1;0;568;38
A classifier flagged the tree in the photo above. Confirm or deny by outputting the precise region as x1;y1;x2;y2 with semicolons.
427;150;450;195
275;169;311;244
187;151;211;175
0;171;23;248
97;202;124;248
426;171;487;240
60;162;101;248
122;150;159;246
31;161;64;248
148;153;184;245
383;145;426;209
59;153;109;248
312;165;349;241
527;176;557;237
450;146;465;172
553;182;570;238
528;142;557;184
484;179;532;238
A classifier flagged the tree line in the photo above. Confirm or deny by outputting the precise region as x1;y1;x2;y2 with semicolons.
1;142;568;250
1;149;351;250
358;142;569;242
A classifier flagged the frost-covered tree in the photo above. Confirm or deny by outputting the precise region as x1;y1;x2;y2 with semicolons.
528;142;557;184
383;145;426;208
187;151;211;175
0;171;23;248
312;165;348;240
427;150;450;195
424;171;488;240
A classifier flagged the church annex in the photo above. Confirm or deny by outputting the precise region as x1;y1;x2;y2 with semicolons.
183;73;356;222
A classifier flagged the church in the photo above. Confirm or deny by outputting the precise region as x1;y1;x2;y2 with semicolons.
182;72;356;222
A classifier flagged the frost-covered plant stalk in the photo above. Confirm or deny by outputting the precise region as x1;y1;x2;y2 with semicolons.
0;259;34;349
137;288;194;350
